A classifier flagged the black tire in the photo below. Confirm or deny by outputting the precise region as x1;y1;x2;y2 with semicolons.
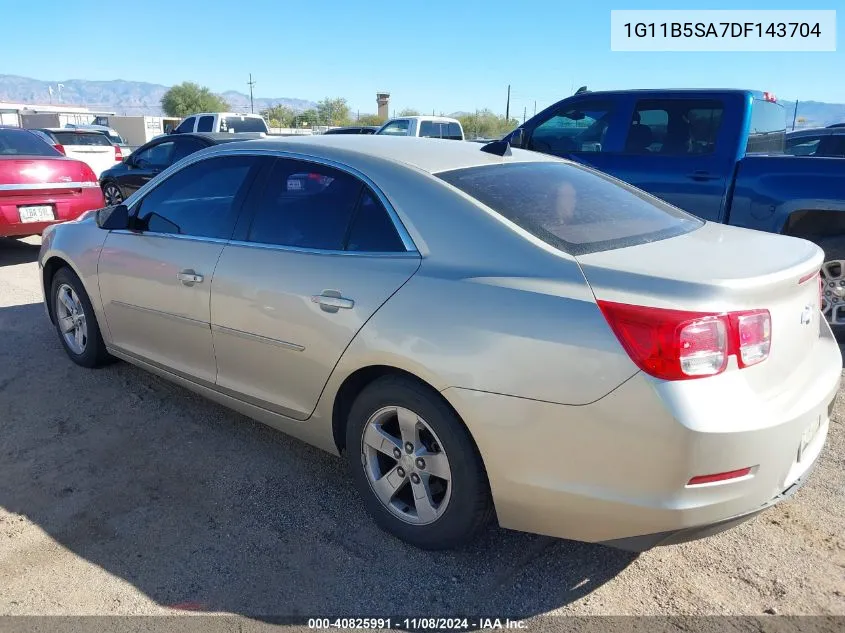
816;236;845;340
101;181;124;206
50;267;115;368
346;375;493;550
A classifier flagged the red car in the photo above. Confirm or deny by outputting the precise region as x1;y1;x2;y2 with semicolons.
0;127;105;238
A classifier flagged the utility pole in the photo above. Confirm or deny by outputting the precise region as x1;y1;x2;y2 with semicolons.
523;106;526;124
505;84;511;121
792;99;799;130
247;73;256;113
534;100;536;116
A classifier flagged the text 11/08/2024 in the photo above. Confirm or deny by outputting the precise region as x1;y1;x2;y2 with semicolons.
610;9;836;52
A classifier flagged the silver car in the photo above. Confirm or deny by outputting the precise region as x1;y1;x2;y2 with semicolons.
38;135;841;551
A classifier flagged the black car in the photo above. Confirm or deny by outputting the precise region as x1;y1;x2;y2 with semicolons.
98;132;264;205
784;127;845;158
322;126;379;135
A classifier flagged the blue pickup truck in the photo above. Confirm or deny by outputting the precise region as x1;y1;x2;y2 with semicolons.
504;89;845;334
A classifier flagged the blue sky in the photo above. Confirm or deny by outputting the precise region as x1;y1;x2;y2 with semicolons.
2;0;843;115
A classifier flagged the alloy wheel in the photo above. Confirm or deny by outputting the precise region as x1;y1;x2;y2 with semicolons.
821;259;845;326
360;405;452;525
103;183;123;206
55;283;88;355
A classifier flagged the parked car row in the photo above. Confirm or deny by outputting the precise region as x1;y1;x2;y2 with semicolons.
98;132;264;205
9;89;845;340
165;112;467;140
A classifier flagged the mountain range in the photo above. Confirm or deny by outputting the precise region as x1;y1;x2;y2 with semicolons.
783;100;845;129
0;74;315;116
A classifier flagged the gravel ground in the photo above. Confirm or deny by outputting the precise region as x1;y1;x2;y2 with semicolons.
0;236;843;626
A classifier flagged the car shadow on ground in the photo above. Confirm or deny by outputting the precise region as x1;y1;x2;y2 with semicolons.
0;238;40;267
0;301;637;621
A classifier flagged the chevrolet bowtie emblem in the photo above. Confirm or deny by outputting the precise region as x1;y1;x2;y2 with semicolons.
800;305;813;325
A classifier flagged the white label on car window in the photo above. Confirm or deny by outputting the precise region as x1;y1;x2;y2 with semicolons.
287;179;303;191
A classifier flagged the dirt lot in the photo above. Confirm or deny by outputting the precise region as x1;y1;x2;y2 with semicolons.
1;236;844;624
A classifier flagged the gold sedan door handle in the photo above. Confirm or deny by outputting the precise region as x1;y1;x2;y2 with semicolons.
311;290;354;312
176;270;204;285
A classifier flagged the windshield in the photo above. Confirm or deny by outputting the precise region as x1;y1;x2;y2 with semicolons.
0;128;62;156
377;120;410;136
104;132;125;144
437;162;703;255
221;116;268;133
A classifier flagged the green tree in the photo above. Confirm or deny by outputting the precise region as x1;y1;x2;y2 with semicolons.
458;109;519;140
398;108;420;116
294;108;320;127
356;114;384;126
262;103;296;128
160;81;230;117
316;97;351;126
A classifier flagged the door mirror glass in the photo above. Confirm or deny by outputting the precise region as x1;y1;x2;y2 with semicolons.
508;128;524;148
96;203;130;230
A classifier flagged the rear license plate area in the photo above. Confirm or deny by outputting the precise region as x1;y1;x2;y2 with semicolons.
18;205;55;223
798;414;825;463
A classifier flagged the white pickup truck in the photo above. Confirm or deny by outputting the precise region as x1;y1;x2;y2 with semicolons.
375;115;464;140
171;112;270;135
